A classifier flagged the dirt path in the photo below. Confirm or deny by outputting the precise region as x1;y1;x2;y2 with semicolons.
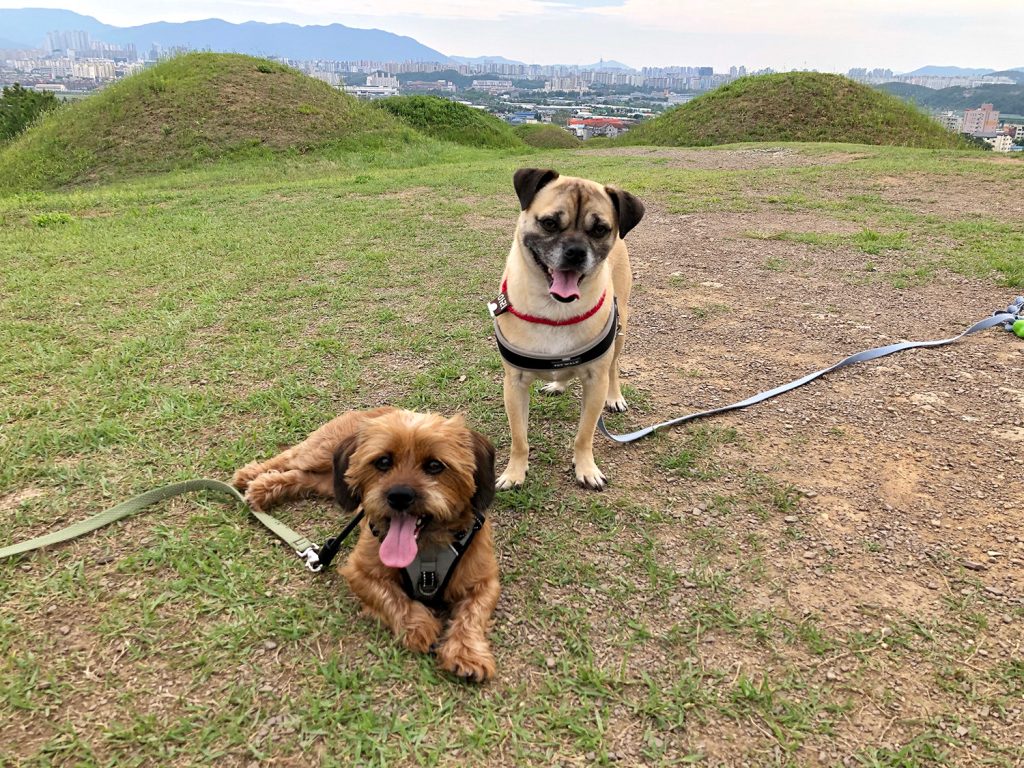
574;148;1023;762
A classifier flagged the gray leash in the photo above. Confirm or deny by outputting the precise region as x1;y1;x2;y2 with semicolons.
599;297;1024;444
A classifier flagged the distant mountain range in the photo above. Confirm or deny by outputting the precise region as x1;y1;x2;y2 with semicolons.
879;81;1024;115
1;10;1018;77
449;55;525;66
0;8;449;61
901;65;1024;77
581;60;634;71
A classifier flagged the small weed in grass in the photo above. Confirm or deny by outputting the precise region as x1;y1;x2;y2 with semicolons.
853;228;907;255
853;729;957;767
658;425;739;480
32;211;73;227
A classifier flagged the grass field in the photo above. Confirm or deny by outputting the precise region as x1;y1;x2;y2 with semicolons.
2;140;1023;766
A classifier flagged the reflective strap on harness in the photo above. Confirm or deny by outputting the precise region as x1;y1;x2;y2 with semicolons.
600;298;1024;444
495;300;619;372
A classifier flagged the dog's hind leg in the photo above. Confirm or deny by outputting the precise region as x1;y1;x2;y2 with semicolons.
243;469;334;510
231;459;271;492
539;381;568;395
233;409;392;491
231;443;331;493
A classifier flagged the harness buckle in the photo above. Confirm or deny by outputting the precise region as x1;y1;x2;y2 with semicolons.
418;570;439;597
297;546;323;573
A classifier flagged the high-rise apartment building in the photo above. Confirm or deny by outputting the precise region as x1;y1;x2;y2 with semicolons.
963;103;1000;136
46;30;90;54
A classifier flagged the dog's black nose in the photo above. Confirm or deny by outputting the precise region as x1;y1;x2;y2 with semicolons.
563;245;587;267
386;485;416;511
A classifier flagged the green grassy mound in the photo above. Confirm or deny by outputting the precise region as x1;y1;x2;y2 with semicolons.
0;53;411;191
618;72;968;149
514;123;581;148
374;95;524;149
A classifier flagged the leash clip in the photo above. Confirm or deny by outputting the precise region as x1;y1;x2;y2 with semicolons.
297;546;323;573
999;296;1024;337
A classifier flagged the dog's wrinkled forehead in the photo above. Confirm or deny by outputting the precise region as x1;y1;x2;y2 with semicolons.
527;178;615;229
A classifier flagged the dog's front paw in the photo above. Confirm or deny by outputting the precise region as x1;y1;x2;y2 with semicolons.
401;605;442;654
605;396;628;413
242;470;282;510
539;381;567;396
231;461;266;491
496;462;528;490
435;639;496;682
574;459;607;491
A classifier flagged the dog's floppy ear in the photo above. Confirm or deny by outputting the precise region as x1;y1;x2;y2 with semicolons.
605;186;645;238
332;434;362;512
469;430;496;513
513;168;559;211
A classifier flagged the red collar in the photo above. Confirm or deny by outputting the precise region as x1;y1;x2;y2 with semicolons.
493;279;607;327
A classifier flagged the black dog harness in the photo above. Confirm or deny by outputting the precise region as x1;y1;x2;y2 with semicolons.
492;299;620;372
370;511;485;609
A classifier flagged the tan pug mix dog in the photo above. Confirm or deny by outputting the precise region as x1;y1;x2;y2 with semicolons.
493;169;644;490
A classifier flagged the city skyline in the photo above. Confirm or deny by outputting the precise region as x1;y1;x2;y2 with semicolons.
1;1;1022;73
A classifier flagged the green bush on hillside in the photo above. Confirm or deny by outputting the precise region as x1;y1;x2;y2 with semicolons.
514;123;581;148
374;95;524;149
0;84;60;143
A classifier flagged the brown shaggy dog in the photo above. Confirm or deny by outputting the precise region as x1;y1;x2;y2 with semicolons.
232;408;500;681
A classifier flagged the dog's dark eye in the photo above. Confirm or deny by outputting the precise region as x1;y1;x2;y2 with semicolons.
590;223;610;238
373;455;393;472
539;216;560;233
423;459;445;475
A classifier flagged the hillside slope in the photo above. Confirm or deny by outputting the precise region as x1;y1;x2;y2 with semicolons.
0;53;411;191
373;95;524;149
619;72;968;149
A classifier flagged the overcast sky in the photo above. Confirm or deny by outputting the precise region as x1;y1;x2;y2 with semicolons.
3;0;1022;72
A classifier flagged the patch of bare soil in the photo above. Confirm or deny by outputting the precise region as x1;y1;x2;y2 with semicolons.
0;488;45;513
589;146;869;170
591;189;1024;761
869;172;1024;218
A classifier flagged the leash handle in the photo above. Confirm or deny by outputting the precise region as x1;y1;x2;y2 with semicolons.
0;479;244;561
0;478;360;572
600;301;1023;445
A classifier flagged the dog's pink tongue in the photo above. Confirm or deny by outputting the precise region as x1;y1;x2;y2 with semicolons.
549;269;581;301
379;512;418;568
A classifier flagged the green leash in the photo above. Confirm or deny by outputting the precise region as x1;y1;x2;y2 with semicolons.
0;478;326;572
